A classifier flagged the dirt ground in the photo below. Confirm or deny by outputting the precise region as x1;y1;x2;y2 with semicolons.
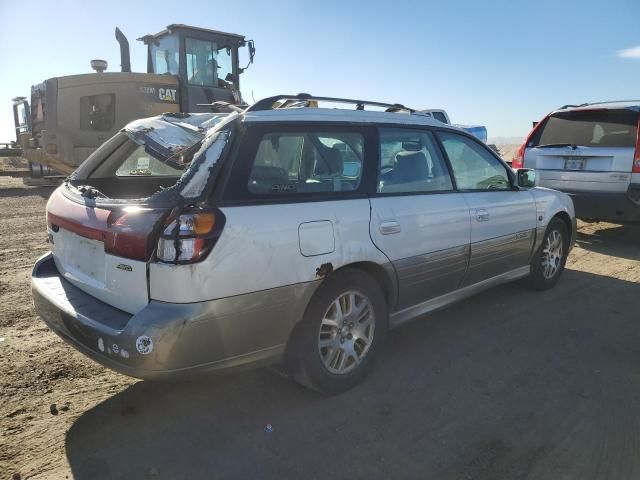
1;175;639;480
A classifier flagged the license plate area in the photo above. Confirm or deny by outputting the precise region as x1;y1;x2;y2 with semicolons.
53;228;106;283
564;157;585;170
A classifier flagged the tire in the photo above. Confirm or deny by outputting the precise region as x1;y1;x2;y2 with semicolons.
529;217;569;290
286;268;388;394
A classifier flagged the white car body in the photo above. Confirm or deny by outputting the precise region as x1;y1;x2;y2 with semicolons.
32;98;576;387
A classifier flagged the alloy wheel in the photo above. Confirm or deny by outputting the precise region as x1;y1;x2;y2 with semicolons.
318;291;375;374
541;229;564;279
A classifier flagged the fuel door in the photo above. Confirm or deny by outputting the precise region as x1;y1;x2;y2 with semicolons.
298;221;335;257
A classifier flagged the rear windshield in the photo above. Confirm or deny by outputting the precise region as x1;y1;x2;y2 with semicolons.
533;109;638;148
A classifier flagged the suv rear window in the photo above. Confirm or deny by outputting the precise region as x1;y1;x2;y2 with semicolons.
533;109;638;148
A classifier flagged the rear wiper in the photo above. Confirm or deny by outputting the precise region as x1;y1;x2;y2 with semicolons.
74;184;106;199
536;143;579;149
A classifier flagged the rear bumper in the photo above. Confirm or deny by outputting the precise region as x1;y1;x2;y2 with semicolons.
564;184;640;223
32;253;318;380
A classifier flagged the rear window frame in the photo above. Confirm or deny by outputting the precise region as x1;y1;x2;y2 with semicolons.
530;108;639;149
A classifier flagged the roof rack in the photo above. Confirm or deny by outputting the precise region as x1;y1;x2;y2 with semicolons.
557;104;585;110
245;93;416;114
558;100;640;109
583;99;640;106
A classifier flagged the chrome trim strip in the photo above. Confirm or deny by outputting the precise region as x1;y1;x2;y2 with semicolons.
392;244;469;309
462;229;534;286
389;265;531;328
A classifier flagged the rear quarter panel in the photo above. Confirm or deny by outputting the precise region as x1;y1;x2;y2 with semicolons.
149;199;390;303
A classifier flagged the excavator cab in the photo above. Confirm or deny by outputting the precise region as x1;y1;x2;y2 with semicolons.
139;24;255;111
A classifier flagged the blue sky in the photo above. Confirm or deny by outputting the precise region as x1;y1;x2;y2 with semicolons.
1;0;639;143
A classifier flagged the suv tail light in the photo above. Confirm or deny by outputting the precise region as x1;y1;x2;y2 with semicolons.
633;119;640;173
513;114;549;169
156;209;225;264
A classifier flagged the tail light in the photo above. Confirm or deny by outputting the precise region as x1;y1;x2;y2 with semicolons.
513;114;549;169
633;119;640;173
46;189;167;262
105;207;167;261
156;209;225;264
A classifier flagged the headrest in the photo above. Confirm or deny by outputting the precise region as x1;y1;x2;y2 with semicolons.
394;151;428;182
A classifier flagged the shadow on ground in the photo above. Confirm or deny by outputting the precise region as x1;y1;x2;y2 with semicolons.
576;222;640;261
66;267;640;480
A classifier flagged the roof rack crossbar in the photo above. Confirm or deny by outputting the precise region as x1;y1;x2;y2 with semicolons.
245;93;416;113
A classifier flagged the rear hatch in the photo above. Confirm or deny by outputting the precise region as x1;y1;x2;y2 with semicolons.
47;191;166;314
524;108;638;193
46;112;236;315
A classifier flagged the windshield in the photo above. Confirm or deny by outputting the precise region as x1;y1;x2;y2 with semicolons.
533;109;638;148
150;35;180;75
185;37;233;88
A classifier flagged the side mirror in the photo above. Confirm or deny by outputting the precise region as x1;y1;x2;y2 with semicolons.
517;168;536;188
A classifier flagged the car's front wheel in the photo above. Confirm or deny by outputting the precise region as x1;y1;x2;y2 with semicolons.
529;217;569;290
287;268;388;394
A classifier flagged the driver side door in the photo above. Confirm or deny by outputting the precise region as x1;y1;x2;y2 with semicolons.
437;131;537;286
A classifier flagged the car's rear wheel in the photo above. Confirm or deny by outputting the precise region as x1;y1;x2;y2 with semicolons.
529;217;569;290
287;268;388;394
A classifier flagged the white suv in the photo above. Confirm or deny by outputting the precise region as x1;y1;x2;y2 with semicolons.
513;101;640;223
32;94;576;393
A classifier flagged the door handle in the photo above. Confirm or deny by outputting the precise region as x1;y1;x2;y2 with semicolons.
475;209;490;222
379;221;401;235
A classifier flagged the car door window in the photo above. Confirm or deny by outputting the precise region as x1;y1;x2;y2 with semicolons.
378;128;453;194
247;132;364;195
438;132;511;191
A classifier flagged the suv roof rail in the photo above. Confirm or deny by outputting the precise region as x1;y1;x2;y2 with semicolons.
558;100;640;109
245;93;416;114
557;104;584;109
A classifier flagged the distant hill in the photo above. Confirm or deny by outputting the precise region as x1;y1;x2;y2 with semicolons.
494;144;520;162
489;136;524;145
486;137;523;163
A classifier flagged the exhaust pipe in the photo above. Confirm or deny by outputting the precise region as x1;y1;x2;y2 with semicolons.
115;27;131;73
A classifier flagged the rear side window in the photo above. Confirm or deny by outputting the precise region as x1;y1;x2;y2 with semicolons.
247;132;364;195
377;128;453;194
533;109;638;148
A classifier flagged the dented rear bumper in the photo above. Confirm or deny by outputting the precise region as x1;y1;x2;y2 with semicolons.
32;253;318;380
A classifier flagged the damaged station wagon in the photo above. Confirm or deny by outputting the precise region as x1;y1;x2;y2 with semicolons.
32;94;577;393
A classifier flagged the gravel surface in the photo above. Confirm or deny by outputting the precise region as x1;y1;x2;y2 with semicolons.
1;176;639;480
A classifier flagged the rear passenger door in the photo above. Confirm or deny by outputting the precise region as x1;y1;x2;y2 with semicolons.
369;128;470;311
437;131;537;286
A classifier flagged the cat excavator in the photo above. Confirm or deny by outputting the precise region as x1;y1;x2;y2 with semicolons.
4;24;255;180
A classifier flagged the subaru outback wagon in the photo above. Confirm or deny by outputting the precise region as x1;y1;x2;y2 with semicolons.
513;101;640;223
32;94;576;393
